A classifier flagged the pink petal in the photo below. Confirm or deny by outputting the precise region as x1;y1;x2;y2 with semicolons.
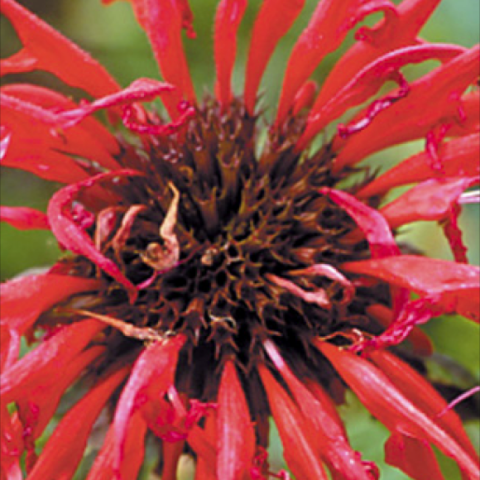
244;0;306;113
0;206;49;230
214;0;247;109
217;360;255;480
1;0;120;98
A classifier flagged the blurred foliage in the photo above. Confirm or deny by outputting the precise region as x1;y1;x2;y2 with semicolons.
1;1;479;479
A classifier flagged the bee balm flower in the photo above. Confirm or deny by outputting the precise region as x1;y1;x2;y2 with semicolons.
1;0;479;479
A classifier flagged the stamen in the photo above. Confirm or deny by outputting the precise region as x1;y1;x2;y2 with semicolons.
437;386;480;418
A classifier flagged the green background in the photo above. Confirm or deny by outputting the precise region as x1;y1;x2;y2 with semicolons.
1;1;479;479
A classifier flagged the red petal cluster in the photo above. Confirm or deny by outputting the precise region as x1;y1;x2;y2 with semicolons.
1;0;479;479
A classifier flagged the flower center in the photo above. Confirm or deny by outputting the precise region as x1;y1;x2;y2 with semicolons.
64;99;377;369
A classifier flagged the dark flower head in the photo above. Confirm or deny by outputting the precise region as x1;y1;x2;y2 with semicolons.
1;0;479;479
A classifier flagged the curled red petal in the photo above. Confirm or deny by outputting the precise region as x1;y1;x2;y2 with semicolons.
320;187;400;258
214;0;247;109
0;273;100;336
244;0;306;114
308;0;441;129
275;0;398;125
342;255;480;322
0;206;49;230
357;133;480;198
112;335;186;474
316;341;480;479
47;170;145;303
217;360;255;480
0;0;120;98
333;46;479;170
298;43;465;149
259;364;329;480
26;366;129;480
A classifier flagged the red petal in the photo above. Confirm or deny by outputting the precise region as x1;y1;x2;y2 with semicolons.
243;0;306;114
117;0;195;118
385;433;445;480
342;255;480;321
0;320;104;403
357;133;480;198
112;335;186;473
333;46;479;170
380;177;479;228
26;367;128;480
320;187;400;258
0;273;100;337
47;170;145;302
317;342;480;479
264;340;372;480
217;360;255;480
0;406;23;480
258;364;329;480
370;350;479;462
1;0;119;98
308;0;441;125
214;0;247;109
298;43;465;149
86;414;147;480
275;0;398;125
0;206;49;230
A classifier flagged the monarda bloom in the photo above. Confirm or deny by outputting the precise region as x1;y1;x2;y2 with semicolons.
1;0;479;479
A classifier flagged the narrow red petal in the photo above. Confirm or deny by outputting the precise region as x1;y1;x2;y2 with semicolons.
320;187;400;258
0;273;100;336
356;133;480;198
380;177;479;228
214;0;247;109
0;406;23;480
1;0;120;98
370;350;479;462
47;170;145;302
26;367;128;480
258;364;329;480
298;43;465;149
341;255;480;322
275;0;398;125
117;0;195;118
0;319;104;403
112;335;186;473
333;46;479;170
244;0;306;114
308;0;442;127
317;342;480;479
385;433;445;480
264;340;372;480
2;83;119;154
217;360;255;480
0;206;49;230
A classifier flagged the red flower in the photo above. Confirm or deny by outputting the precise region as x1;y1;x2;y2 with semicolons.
1;0;479;479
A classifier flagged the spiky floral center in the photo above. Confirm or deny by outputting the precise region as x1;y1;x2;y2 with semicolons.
61;99;381;372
